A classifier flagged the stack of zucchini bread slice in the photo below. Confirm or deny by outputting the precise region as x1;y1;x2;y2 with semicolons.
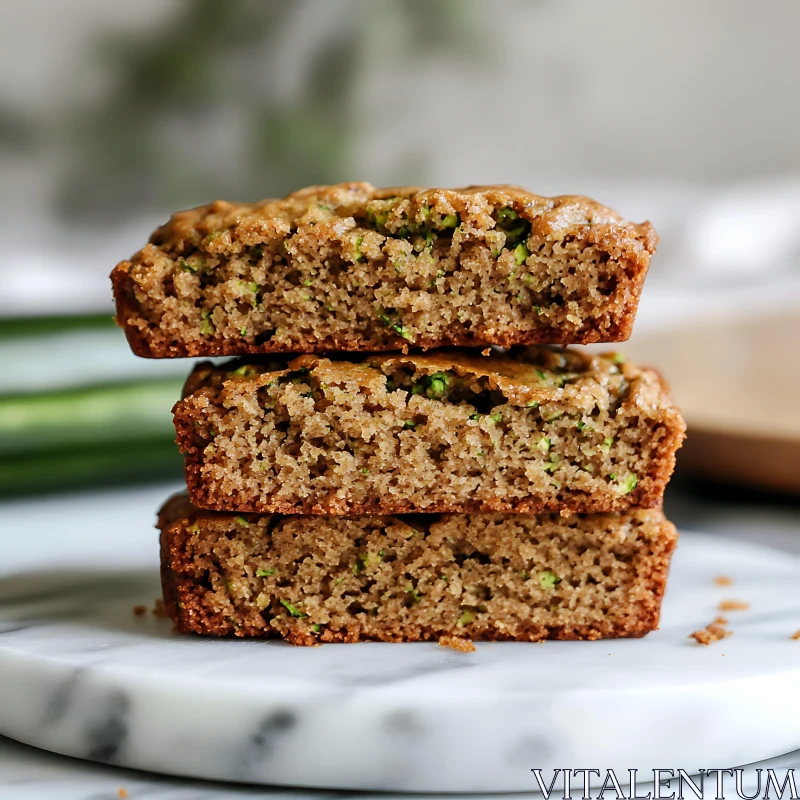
112;182;685;645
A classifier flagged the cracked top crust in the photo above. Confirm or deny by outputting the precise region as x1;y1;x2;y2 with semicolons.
132;182;656;260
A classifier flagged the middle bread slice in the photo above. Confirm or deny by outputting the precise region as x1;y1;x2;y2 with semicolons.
174;346;685;515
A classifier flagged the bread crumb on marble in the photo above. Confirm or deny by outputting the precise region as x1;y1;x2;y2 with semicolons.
719;599;749;611
689;621;732;646
438;636;476;653
152;598;169;619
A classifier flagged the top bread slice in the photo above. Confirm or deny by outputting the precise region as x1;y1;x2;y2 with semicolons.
111;183;657;357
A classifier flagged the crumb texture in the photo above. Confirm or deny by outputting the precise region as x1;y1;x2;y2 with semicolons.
173;346;685;515
158;493;678;645
111;182;657;356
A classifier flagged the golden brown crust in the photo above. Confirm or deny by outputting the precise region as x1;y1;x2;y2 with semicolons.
183;346;651;404
182;483;671;516
173;347;685;515
158;493;677;644
144;183;657;257
112;182;655;357
117;321;638;359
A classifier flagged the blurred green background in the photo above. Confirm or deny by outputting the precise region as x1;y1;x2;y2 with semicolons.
1;0;799;515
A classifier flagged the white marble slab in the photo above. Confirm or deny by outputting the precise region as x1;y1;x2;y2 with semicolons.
1;486;800;793
2;733;800;800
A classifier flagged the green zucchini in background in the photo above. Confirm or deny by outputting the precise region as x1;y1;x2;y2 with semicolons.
0;313;114;339
0;315;191;497
0;379;183;455
0;438;183;498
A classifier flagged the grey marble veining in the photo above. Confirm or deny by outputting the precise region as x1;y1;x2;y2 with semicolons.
1;485;800;794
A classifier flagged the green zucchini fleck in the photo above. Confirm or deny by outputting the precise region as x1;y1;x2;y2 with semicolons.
280;600;307;618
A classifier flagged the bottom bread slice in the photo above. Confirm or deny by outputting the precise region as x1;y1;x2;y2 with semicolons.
158;493;677;645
